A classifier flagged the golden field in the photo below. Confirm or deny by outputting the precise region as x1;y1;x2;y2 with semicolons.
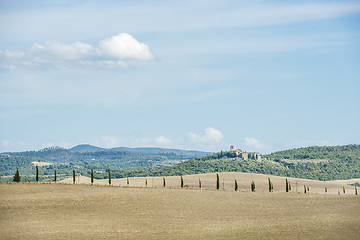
1;172;359;240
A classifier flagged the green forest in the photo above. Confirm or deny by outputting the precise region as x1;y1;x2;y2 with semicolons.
1;144;359;182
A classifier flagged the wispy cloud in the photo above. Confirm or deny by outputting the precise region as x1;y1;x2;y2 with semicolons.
188;127;224;144
0;33;154;70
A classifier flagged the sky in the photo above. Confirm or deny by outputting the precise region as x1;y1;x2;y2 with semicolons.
0;0;359;153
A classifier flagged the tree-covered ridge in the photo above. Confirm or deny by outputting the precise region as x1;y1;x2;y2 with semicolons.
263;144;360;161
0;146;210;181
106;145;360;181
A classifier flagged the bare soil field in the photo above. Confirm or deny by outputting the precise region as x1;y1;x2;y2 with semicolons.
63;172;360;195
1;181;359;240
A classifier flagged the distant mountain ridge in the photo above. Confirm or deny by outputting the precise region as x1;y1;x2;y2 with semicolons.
68;144;211;156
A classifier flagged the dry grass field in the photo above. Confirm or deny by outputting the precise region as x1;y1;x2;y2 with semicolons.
1;173;359;240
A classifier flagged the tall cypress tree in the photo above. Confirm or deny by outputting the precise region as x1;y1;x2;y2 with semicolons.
127;177;129;186
268;178;273;192
325;187;328;193
304;185;307;193
145;178;148;187
91;169;94;185
251;180;255;192
180;176;184;188
13;168;21;183
343;186;345;194
355;186;358;195
36;165;39;182
54;169;57;183
73;169;75;184
285;179;289;193
289;182;291;191
198;178;201;189
108;171;111;185
163;177;166;187
235;179;238;191
216;173;220;190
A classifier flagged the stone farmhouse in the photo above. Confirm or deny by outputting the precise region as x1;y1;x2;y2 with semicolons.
230;145;261;161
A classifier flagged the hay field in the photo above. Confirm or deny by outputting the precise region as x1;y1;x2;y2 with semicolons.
1;181;359;240
62;172;360;195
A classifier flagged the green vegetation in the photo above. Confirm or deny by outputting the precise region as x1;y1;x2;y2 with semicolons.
91;169;94;185
198;178;201;189
180;176;184;188
109;171;111;185
285;179;289;192
163;177;165;187
251;181;255;192
268;178;273;192
2;144;359;182
73;169;75;184
216;173;220;190
13;168;21;183
235;179;238;191
36;165;39;182
54;169;57;183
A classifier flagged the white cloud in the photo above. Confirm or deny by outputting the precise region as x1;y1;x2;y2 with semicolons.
243;137;263;149
0;33;154;70
155;136;173;146
188;127;224;144
96;136;122;148
98;33;153;60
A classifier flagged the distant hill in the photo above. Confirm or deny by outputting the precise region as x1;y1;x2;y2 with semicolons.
106;144;360;181
2;144;359;182
0;145;211;181
69;144;211;156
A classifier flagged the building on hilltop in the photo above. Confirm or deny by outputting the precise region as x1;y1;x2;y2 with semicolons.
230;145;261;161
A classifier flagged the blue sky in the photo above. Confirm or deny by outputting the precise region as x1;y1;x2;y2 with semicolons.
0;0;359;153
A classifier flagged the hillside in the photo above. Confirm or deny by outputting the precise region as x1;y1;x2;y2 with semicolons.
106;145;360;181
0;145;211;181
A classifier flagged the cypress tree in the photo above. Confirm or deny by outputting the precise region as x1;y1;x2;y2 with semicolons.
235;179;238;191
91;169;94;185
13;168;21;183
73;169;75;184
268;178;273;192
145;178;148;187
36;165;39;182
285;179;289;193
304;185;307;193
251;180;255;192
180;176;184;188
198;178;201;189
127;177;129;186
54;169;57;183
355;186;358;195
163;177;166;187
307;186;310;192
343;186;345;194
108;171;111;185
216;173;220;190
289;182;291;191
325;187;327;193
